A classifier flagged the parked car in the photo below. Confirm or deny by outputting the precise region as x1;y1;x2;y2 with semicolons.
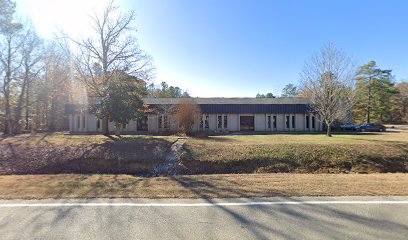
340;123;359;131
355;123;386;132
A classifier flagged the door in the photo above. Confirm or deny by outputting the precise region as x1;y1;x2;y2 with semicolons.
240;116;254;131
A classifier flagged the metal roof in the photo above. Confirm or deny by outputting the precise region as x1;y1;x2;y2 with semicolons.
66;98;313;114
143;97;311;105
199;104;309;114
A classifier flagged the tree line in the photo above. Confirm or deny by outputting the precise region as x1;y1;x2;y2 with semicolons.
299;44;408;136
0;0;188;135
1;1;407;137
0;0;74;134
259;53;408;133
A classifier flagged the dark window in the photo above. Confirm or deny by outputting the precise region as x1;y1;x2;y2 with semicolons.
273;116;277;128
224;115;228;129
96;120;100;129
164;115;169;129
158;116;162;129
199;116;204;129
312;116;315;129
306;116;310;128
122;124;126;129
218;115;222;128
82;115;86;129
77;115;80;129
292;116;295;128
137;116;148;131
240;116;255;131
267;116;271;129
205;116;209;129
286;116;290;129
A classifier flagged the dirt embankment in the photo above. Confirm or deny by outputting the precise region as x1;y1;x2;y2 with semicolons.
0;134;174;175
1;133;408;175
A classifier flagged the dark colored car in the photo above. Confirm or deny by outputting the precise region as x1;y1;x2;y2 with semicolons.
340;123;359;131
355;123;386;132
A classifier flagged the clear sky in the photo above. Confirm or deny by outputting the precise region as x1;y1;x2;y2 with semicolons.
16;0;408;97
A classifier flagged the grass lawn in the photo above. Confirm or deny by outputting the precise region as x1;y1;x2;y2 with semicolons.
1;132;407;175
0;173;407;199
182;132;408;174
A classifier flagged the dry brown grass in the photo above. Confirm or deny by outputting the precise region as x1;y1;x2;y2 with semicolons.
1;132;408;175
0;173;407;199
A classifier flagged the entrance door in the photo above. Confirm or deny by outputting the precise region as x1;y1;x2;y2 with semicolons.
240;116;254;131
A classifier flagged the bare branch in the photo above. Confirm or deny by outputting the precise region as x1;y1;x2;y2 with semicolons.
300;43;355;136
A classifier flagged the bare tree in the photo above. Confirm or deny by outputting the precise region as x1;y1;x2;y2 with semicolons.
176;99;201;135
300;44;354;137
69;0;153;135
14;24;42;132
34;41;72;131
0;20;23;134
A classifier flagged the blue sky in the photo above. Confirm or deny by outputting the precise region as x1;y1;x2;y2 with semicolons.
16;0;408;97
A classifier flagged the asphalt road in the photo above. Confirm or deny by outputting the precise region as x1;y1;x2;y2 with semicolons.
0;196;407;240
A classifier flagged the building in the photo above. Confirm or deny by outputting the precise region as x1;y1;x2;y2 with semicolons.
66;97;322;133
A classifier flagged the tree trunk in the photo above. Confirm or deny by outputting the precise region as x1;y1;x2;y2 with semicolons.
14;76;28;134
115;123;121;136
102;116;109;135
3;90;12;135
326;123;332;137
367;76;372;123
25;82;30;130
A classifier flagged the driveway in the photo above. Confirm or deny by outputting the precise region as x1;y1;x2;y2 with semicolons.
0;196;407;240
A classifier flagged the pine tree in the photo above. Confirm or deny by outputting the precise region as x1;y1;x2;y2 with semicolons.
354;61;397;123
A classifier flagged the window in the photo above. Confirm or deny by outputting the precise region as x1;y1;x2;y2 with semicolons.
122;124;126;129
199;116;204;129
96;119;100;129
158;116;162;129
218;115;222;129
273;116;277;129
205;115;209;129
306;116;310;129
312;116;315;129
224;115;228;129
82;115;86;129
137;116;148;131
77;115;80;129
164;115;169;129
267;116;271;129
286;116;290;129
292;116;295;128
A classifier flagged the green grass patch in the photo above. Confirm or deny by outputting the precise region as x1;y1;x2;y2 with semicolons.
182;133;408;174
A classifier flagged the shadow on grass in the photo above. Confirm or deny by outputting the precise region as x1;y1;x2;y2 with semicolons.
164;176;407;239
167;175;408;239
0;134;173;175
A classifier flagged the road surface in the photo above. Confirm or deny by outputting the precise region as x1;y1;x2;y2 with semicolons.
0;196;407;240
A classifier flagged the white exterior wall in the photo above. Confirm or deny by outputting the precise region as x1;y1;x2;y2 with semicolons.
255;114;266;131
295;114;304;131
128;120;137;131
69;114;73;132
228;114;239;131
169;115;178;131
148;115;158;132
209;114;217;131
68;111;323;134
86;114;97;132
276;114;285;131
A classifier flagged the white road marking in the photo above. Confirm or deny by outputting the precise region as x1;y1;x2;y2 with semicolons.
0;200;408;208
